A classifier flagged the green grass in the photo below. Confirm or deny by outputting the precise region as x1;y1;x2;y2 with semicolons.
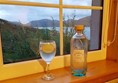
1;22;60;64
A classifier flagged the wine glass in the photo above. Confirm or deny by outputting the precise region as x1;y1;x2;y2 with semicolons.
39;40;56;80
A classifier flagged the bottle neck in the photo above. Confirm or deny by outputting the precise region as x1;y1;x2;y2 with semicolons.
76;30;83;34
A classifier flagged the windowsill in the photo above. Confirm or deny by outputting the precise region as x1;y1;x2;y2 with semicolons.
1;60;118;83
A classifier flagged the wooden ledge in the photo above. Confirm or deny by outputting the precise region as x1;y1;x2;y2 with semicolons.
1;60;118;83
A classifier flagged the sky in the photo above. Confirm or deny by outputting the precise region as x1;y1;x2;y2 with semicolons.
15;0;92;5
0;0;92;24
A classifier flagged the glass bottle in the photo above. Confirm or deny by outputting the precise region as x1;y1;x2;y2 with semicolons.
70;25;88;76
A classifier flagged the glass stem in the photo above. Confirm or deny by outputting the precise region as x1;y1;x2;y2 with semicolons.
46;64;50;75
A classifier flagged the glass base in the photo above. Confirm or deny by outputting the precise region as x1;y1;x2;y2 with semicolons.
42;74;55;80
72;69;86;77
72;73;86;77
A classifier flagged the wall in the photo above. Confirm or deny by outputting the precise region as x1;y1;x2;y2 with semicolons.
107;0;118;62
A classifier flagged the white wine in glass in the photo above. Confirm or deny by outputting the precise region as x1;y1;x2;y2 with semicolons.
39;40;56;80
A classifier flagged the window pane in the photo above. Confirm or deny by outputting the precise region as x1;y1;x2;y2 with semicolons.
63;0;103;6
11;0;59;4
0;5;60;64
63;9;102;54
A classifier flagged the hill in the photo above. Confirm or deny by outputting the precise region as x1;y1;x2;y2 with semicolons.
27;16;91;27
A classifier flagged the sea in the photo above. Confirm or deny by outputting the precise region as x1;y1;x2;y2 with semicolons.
35;27;90;40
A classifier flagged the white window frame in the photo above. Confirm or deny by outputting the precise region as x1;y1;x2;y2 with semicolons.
0;0;109;81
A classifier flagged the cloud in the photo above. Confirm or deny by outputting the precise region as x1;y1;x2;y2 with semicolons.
0;0;92;23
0;5;29;23
27;7;59;21
0;11;9;18
16;0;59;4
63;9;91;20
63;0;92;6
13;0;91;5
0;5;59;23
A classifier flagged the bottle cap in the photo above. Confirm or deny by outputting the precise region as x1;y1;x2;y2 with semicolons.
75;25;84;31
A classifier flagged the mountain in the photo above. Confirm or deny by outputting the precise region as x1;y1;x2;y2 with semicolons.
0;16;91;28
76;16;91;27
28;16;91;27
28;19;60;27
64;16;91;27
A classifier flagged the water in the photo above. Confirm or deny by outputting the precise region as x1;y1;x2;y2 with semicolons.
40;50;56;64
71;31;88;76
72;68;87;76
39;41;56;64
35;27;90;40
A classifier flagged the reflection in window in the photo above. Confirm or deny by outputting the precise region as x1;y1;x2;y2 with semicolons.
63;9;102;54
0;5;60;64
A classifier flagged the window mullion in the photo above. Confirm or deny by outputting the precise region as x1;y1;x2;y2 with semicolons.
59;0;63;55
0;1;59;8
63;5;103;10
0;35;3;66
